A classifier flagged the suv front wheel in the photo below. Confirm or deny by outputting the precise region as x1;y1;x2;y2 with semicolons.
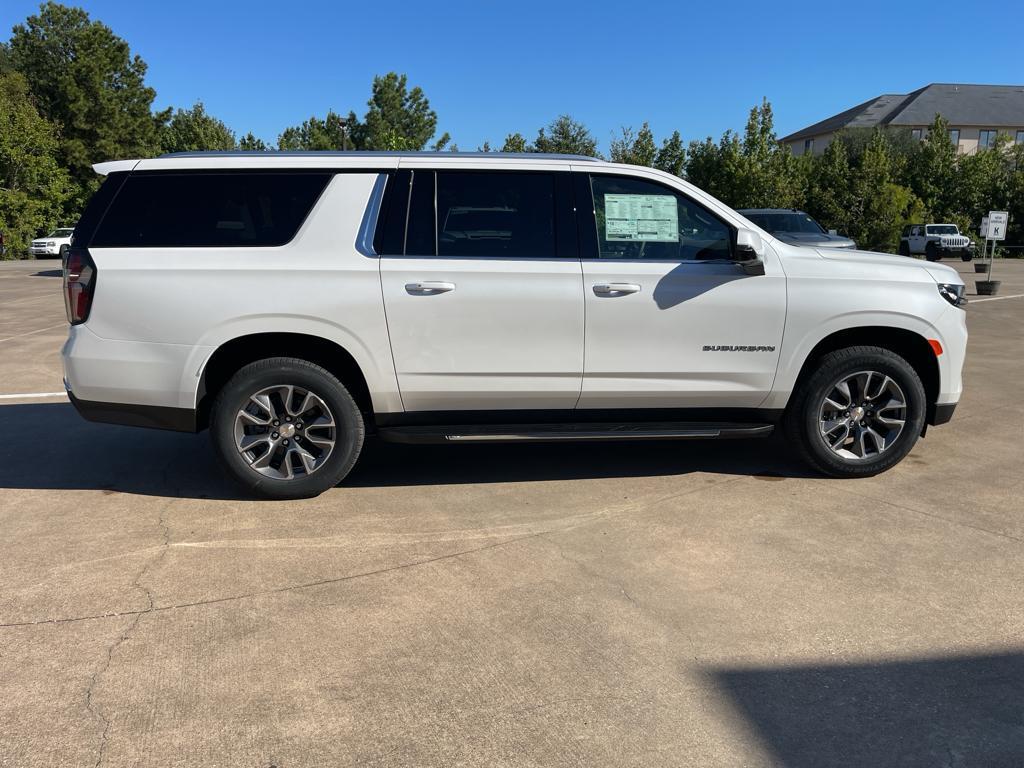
210;357;365;499
785;346;926;477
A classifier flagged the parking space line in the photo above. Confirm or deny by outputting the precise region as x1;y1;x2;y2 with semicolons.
971;293;1024;303
0;323;66;343
0;391;67;400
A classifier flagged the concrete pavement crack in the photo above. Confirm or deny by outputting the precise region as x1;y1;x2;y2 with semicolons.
83;502;172;767
2;475;748;631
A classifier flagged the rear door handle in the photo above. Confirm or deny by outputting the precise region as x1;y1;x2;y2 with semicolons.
405;281;455;294
593;283;641;296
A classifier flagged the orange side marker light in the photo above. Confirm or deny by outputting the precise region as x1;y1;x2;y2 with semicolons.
928;339;943;356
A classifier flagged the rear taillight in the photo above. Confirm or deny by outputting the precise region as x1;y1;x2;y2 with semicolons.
63;247;97;325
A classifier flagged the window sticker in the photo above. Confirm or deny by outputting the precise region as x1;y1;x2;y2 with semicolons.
604;194;679;242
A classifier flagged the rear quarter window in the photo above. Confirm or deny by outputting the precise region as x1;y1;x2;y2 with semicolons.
90;172;331;248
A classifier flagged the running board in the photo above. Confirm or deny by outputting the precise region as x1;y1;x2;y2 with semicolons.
377;422;774;445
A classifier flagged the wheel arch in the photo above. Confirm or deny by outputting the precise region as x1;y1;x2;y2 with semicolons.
788;326;940;425
196;333;375;431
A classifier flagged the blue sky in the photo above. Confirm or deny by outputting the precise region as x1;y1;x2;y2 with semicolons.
3;0;1022;153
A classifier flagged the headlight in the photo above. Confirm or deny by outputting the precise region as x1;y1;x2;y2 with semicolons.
46;241;55;246
938;283;966;307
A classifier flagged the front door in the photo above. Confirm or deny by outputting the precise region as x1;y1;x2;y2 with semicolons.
379;167;583;412
576;172;786;409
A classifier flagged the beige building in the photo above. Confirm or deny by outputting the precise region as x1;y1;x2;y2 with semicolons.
782;83;1024;156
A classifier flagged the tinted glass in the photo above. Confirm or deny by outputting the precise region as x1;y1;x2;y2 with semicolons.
92;172;331;248
927;225;958;235
406;170;437;255
590;175;731;260
51;229;75;237
74;172;127;247
374;170;411;255
436;172;556;258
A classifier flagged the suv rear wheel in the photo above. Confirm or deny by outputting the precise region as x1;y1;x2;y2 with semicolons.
785;346;926;477
210;357;365;499
925;242;939;261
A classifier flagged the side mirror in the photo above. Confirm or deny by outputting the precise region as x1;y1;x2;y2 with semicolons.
733;229;766;276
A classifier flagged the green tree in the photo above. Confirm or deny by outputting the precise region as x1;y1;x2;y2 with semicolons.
278;110;350;150
347;73;446;151
238;132;269;151
8;2;160;209
908;114;957;220
654;130;685;177
735;98;804;209
501;132;528;152
804;136;855;235
955;133;1012;227
533;115;599;157
0;71;71;257
609;122;656;166
158;102;236;154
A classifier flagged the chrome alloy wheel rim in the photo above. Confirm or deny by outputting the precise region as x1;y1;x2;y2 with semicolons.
818;370;907;460
234;385;336;480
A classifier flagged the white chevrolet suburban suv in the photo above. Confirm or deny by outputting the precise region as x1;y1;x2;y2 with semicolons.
62;152;967;499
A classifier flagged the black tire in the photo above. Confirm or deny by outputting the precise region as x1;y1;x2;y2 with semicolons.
897;241;910;257
784;346;926;478
961;251;973;262
925;242;939;261
210;357;365;499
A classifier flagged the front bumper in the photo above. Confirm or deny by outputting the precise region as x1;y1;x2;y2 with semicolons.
30;245;58;257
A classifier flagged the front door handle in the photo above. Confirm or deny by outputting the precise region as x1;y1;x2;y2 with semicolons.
405;281;455;295
593;283;641;296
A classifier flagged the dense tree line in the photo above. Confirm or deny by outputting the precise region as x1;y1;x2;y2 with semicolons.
1;1;1022;257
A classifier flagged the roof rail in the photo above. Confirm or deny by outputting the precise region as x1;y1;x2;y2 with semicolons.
158;150;603;162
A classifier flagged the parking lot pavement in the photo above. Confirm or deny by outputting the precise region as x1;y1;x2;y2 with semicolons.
0;257;1022;767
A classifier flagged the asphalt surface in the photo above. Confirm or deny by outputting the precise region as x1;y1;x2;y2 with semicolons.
1;256;1022;767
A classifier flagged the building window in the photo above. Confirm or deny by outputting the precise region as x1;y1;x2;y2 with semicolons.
803;138;813;154
949;129;960;146
1016;130;1024;145
979;129;998;149
911;129;922;141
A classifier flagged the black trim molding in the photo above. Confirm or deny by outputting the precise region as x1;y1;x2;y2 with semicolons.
930;402;957;426
375;407;784;429
68;392;197;433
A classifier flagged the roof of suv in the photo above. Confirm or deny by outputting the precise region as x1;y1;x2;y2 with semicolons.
94;151;606;175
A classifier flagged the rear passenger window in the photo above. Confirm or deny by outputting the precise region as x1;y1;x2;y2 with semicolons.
91;172;331;248
434;172;556;258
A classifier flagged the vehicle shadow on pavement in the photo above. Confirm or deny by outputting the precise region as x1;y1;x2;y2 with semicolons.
710;650;1024;767
0;402;815;499
31;269;62;277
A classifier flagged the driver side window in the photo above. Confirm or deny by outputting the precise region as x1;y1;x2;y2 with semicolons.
589;175;732;261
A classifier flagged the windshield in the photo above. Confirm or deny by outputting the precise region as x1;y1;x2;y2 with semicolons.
927;225;959;235
745;212;825;235
49;228;74;237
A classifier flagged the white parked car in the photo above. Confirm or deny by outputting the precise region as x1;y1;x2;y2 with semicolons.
31;227;75;259
62;152;968;499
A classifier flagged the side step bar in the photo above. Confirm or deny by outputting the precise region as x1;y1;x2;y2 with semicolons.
378;422;774;445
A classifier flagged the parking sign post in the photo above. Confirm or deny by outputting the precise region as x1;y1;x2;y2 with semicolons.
985;211;1008;283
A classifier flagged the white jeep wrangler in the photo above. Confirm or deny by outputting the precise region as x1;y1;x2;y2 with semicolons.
62;152;968;499
898;224;975;262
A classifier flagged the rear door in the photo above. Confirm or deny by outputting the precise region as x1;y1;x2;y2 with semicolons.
378;164;583;412
576;170;786;409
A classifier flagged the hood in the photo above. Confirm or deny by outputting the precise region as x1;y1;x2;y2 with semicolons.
816;246;962;284
774;231;856;248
